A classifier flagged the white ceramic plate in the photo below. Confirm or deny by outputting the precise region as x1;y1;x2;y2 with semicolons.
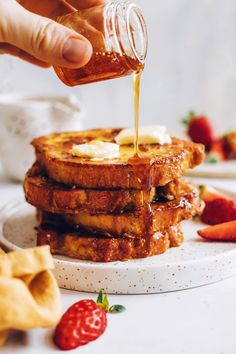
1;197;236;294
186;160;236;178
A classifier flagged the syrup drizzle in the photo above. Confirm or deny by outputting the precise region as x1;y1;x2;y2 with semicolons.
133;67;154;256
128;66;152;191
133;69;142;156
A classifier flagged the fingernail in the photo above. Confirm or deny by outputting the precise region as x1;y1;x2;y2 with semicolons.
62;37;92;63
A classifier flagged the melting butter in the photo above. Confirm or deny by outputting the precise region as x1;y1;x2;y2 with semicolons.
115;125;172;145
71;140;120;159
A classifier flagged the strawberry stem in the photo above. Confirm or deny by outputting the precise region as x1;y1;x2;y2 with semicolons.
198;185;206;200
96;289;126;314
182;110;195;125
221;130;233;138
103;294;110;312
97;289;104;304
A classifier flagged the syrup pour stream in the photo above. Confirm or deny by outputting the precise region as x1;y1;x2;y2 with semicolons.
133;68;153;256
133;69;142;156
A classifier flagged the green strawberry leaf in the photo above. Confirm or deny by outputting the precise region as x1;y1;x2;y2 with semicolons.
102;294;110;312
97;289;109;311
96;289;126;314
97;289;104;304
221;130;233;138
181;110;195;125
206;157;218;164
109;305;126;313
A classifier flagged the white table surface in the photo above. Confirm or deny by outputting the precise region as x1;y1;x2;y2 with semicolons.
0;171;236;354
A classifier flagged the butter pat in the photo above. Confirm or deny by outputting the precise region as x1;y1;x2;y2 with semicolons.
115;125;172;145
71;140;120;159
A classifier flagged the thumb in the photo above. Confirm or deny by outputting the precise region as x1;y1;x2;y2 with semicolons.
0;0;92;68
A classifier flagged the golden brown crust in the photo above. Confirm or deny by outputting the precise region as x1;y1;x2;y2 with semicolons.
24;163;192;214
36;224;183;262
24;163;154;214
32;129;205;189
38;182;200;237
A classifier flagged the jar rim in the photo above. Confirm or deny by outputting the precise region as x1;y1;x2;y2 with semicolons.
105;1;148;65
125;2;148;64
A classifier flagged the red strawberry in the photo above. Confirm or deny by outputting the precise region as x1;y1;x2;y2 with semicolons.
54;299;107;350
53;290;125;351
201;197;236;225
222;131;236;159
206;139;227;163
182;111;215;150
199;185;228;203
198;220;236;241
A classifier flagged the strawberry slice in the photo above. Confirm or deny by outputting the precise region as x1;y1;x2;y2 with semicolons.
201;197;236;225
198;220;236;241
53;290;125;351
199;185;228;203
182;111;215;150
206;139;227;163
54;299;107;350
222;131;236;160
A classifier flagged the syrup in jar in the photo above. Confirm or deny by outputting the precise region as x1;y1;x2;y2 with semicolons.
54;1;147;86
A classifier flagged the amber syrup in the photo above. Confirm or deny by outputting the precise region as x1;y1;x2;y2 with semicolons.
131;67;154;255
54;52;143;87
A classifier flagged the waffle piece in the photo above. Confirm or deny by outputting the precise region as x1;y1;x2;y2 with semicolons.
38;182;200;237
37;223;183;262
24;163;192;214
32;129;205;189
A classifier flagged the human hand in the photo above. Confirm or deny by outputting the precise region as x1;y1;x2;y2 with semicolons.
0;0;104;68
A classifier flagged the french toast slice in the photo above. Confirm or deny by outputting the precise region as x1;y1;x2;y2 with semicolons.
24;163;190;214
38;182;200;237
37;223;183;262
24;162;154;214
32;129;205;189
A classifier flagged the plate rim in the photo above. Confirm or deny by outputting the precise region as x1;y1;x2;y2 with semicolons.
187;160;236;178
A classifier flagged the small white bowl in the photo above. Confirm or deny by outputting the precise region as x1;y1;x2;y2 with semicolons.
0;94;86;181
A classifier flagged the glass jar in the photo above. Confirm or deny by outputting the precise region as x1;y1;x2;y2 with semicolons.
54;1;148;86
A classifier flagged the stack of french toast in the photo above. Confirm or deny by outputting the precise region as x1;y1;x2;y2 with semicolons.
24;128;205;262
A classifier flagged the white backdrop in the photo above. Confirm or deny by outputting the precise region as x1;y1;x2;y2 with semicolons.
1;0;236;134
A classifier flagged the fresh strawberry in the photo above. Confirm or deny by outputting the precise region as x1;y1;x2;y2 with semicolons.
205;139;226;163
198;220;236;241
199;185;228;203
201;197;236;225
182;111;215;149
53;290;125;351
54;299;107;350
222;131;236;159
